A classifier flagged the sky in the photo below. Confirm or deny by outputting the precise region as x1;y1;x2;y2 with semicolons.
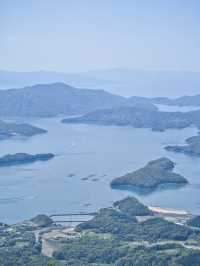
1;0;200;72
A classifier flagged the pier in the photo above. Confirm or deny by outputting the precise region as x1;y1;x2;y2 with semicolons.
50;212;97;223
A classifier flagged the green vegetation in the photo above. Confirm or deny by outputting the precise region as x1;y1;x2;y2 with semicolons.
1;196;200;265
77;197;152;235
77;210;192;242
31;214;53;227
53;235;128;265
116;245;200;266
76;207;138;236
52;197;200;265
0;224;58;266
113;197;153;217
52;238;200;266
111;157;188;190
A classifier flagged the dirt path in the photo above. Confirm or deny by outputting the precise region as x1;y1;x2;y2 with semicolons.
41;227;79;257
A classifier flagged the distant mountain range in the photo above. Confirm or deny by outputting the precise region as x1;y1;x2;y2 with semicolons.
1;69;200;97
0;80;200;118
0;82;157;117
152;95;200;106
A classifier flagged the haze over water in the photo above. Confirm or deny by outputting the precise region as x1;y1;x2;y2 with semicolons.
1;105;200;224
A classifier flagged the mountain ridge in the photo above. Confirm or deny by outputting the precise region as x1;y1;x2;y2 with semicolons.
0;82;157;117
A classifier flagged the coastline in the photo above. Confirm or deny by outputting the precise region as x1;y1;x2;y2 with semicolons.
149;206;189;216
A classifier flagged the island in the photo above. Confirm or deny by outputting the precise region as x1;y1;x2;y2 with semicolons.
110;157;188;190
187;216;200;228
165;134;200;156
1;196;200;265
61;103;200;131
62;106;193;131
0;153;55;166
0;119;47;140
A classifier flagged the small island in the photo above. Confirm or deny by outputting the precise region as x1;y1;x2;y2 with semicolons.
165;135;200;156
0;153;55;166
0;120;47;140
111;157;188;190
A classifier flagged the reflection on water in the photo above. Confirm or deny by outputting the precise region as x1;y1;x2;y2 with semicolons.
111;183;187;196
0;116;200;224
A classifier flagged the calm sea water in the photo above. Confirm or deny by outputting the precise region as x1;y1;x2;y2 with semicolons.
1;111;200;224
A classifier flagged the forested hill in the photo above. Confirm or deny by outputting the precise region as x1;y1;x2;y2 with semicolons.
0;82;157;117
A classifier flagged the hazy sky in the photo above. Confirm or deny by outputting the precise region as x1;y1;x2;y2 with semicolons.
1;0;200;72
